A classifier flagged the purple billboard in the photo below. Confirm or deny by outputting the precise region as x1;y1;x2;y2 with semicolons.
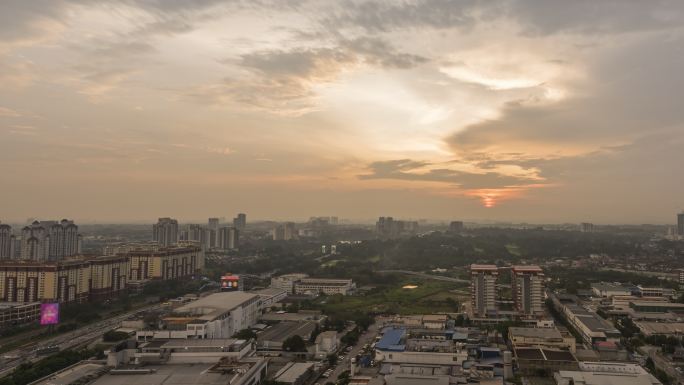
40;303;60;325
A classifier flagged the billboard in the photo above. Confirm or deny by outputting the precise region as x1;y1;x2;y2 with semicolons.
220;274;241;291
40;303;60;325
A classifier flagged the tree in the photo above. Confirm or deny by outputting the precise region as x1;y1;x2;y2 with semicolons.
282;335;307;352
103;330;130;342
233;329;257;340
327;354;338;366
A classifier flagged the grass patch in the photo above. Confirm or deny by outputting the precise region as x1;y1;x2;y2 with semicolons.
315;279;466;317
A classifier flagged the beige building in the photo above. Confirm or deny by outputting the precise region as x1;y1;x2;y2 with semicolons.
470;264;498;317
508;327;576;353
126;247;204;282
0;259;90;303
512;265;545;318
89;255;129;301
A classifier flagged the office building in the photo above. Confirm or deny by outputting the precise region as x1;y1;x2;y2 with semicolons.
678;211;684;237
293;278;355;295
0;223;15;259
217;226;239;250
20;219;81;261
233;213;247;230
580;222;595;233
471;264;498;317
152;217;179;247
449;221;464;232
512;265;545;317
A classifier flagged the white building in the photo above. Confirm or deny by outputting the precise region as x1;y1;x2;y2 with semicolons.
271;273;309;293
471;264;498;317
512;265;545;317
217;226;239;250
250;288;288;308
555;362;661;385
294;278;355;296
136;292;260;340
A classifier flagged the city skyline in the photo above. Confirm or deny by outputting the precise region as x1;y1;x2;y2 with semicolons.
1;1;684;223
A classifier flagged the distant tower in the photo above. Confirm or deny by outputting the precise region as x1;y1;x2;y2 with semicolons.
233;213;247;231
208;218;219;231
449;221;464;232
580;222;594;233
678;211;684;237
218;227;239;250
153;218;179;247
0;223;15;259
470;264;498;317
20;219;80;261
511;265;545;317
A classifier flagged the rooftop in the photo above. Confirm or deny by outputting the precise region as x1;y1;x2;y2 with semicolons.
509;327;563;339
257;321;317;344
274;362;314;384
376;327;406;351
173;292;258;321
470;264;498;271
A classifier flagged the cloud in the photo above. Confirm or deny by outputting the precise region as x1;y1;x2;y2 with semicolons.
358;158;541;190
0;107;22;118
192;37;427;115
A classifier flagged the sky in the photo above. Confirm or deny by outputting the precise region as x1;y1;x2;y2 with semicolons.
1;0;684;224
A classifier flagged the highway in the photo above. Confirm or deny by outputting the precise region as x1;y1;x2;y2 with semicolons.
0;304;162;378
377;269;470;284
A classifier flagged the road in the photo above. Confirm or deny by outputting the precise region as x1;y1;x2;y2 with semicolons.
0;304;162;378
326;322;380;382
377;270;470;284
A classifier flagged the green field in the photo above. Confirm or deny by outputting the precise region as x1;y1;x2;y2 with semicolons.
315;279;466;317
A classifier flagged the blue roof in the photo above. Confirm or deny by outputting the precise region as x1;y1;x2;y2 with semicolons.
376;327;406;351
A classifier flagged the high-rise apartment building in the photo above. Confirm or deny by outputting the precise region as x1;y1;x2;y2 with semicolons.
678;211;684;237
283;222;297;240
180;224;203;242
153;218;179;247
218;227;239;250
233;213;247;230
0;223;15;259
470;264;498;317
511;265;545;318
208;218;219;230
20;219;81;261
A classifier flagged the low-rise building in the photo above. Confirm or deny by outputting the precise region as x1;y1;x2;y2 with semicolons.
590;282;633;298
294;278;355;296
508;327;576;353
136;292;260;340
514;347;579;376
273;362;315;385
555;362;661;385
250;288;288;308
256;321;317;352
315;330;338;359
271;274;309;293
0;301;40;327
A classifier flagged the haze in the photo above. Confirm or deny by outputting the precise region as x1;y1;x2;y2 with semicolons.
1;1;683;224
